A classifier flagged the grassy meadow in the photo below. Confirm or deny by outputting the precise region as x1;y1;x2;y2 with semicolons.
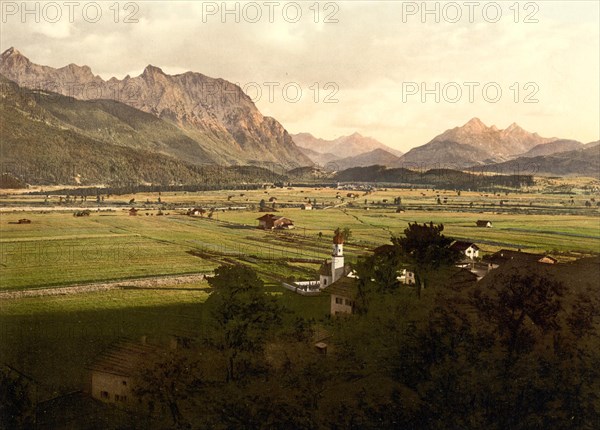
0;183;599;399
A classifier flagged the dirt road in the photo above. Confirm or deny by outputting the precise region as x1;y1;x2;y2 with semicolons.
0;273;209;300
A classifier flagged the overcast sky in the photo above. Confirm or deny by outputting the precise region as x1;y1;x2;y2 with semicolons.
1;1;598;151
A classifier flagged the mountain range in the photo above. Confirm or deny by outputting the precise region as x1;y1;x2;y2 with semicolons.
0;47;311;168
296;118;598;176
0;74;286;186
1;47;597;184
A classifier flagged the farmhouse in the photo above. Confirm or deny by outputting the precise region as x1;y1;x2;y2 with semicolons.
188;208;206;216
450;241;480;260
476;220;493;228
87;339;159;406
256;214;294;230
301;203;313;210
449;268;480;287
328;276;357;315
128;208;138;216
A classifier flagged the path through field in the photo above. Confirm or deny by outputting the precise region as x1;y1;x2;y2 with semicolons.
0;273;209;300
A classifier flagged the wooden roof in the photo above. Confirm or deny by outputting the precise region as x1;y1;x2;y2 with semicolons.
450;241;479;251
487;249;552;265
87;340;160;377
326;276;358;298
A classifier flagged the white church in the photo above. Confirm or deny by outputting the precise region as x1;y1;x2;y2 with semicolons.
282;230;352;295
318;229;352;289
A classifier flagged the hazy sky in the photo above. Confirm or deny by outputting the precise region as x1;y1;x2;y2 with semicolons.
1;0;599;151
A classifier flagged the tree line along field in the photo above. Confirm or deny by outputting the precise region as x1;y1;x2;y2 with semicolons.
0;185;598;400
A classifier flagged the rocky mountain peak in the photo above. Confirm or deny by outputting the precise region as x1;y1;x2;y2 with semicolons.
0;47;29;66
1;47;20;58
462;117;488;131
504;122;524;133
430;118;556;158
142;64;166;76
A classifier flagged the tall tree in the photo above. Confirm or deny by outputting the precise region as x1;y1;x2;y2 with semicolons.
206;264;282;382
134;350;203;429
392;222;461;295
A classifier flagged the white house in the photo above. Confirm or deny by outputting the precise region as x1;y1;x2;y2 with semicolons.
450;241;480;260
397;269;416;285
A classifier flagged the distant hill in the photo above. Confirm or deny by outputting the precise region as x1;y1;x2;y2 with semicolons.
334;148;402;170
293;132;403;159
484;145;600;177
333;165;533;189
398;140;493;168
519;140;584;158
0;47;311;168
297;146;340;166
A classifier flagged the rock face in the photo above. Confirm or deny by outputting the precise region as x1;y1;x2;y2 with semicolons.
429;117;555;158
0;47;311;167
397;118;565;168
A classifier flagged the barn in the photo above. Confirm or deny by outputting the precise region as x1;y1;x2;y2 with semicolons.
256;214;294;230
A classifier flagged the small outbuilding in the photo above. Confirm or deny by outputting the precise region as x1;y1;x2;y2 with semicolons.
87;340;158;406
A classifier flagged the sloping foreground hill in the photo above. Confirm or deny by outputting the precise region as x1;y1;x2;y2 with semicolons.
0;76;280;186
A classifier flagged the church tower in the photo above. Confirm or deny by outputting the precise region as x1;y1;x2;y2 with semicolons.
331;229;345;282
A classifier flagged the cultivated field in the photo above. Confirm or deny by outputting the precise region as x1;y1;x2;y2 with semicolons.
1;183;599;397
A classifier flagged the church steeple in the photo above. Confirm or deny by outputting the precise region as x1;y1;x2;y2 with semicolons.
331;229;345;281
332;229;344;256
